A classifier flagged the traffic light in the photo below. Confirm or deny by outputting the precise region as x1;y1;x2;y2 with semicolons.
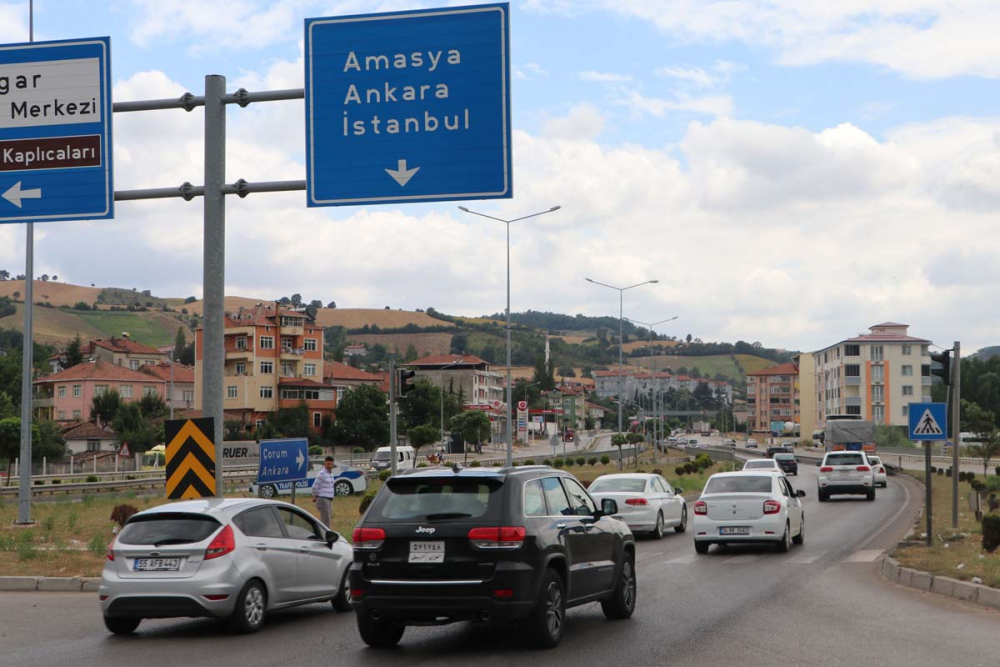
930;349;952;385
397;369;416;398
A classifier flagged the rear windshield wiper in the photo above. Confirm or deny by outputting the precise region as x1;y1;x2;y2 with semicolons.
152;538;196;546
424;512;473;521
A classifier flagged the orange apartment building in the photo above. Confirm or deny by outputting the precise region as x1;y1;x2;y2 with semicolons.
746;361;800;435
194;305;335;432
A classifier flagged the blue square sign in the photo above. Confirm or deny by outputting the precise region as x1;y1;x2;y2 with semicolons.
258;438;310;485
304;3;512;207
0;37;113;223
908;402;948;441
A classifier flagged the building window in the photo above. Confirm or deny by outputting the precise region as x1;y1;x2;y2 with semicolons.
304;363;316;376
872;366;884;382
902;405;909;417
313;412;321;427
873;405;885;424
260;336;274;350
922;364;931;377
73;384;82;398
280;316;302;327
255;419;264;429
281;337;295;352
227;385;237;399
58;411;65;420
236;335;247;350
235;361;246;375
260;386;273;399
143;386;157;397
871;346;884;362
281;362;295;377
902;385;913;396
120;385;133;399
872;386;884;402
844;344;860;357
304;338;317;352
902;345;911;355
845;405;861;416
260;361;273;374
94;385;109;397
844;364;860;377
57;385;66;398
183;390;194;402
129;359;140;370
87;440;101;452
73;410;81;419
336;387;345;402
901;365;913;376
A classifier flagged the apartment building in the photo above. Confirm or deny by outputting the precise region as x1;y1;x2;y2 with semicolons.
194;305;334;432
323;361;384;404
49;335;169;373
594;369;734;405
812;322;932;428
406;354;504;405
33;360;167;422
138;362;196;412
746;362;800;434
543;386;587;431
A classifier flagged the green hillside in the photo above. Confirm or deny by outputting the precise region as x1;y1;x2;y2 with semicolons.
627;353;776;381
0;303;189;348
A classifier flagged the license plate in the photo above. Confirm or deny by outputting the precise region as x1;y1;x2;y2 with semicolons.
409;541;444;563
133;557;181;572
719;527;750;536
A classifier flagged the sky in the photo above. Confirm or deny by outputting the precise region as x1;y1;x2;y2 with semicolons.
0;0;998;355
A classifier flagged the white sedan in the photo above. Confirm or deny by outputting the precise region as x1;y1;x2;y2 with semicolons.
742;459;785;475
693;471;805;554
868;455;888;488
588;473;688;539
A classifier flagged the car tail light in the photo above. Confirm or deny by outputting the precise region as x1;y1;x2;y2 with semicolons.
820;466;833;472
468;526;526;550
205;525;235;560
856;466;870;472
879;467;885;473
694;501;707;515
351;588;365;599
763;500;781;515
105;538;115;561
204;594;230;601
624;498;649;506
493;589;514;599
352;527;386;550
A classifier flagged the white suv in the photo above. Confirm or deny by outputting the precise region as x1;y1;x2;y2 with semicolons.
818;451;876;502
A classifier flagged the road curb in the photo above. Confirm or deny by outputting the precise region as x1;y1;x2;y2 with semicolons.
880;556;1000;610
0;576;100;592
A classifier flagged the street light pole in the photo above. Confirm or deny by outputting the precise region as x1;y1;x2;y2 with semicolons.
625;316;678;464
459;205;561;466
585;278;659;440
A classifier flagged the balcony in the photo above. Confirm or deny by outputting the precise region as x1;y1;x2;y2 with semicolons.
922;377;932;385
845;397;862;407
34;397;54;408
845;376;861;385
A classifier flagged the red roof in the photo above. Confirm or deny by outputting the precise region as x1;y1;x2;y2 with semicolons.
323;361;381;382
61;422;116;440
222;305;311;329
34;360;168;385
140;363;195;383
871;322;908;328
407;354;487;367
92;337;164;356
746;362;798;377
845;333;930;343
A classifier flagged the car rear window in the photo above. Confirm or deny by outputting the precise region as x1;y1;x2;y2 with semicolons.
869;457;882;465
589;478;647;493
774;454;795;461
368;477;504;522
826;454;864;466
744;460;776;469
118;513;221;546
704;476;773;494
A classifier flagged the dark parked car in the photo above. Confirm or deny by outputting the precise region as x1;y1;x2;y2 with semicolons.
766;445;792;458
349;465;637;649
773;453;798;475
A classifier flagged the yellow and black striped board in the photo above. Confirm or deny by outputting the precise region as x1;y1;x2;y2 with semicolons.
165;418;216;499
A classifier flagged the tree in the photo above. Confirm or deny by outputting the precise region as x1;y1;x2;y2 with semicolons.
91;391;122;426
692;381;714;409
448;411;491;449
173;328;186;362
404;344;419;362
407;424;439;456
611;433;628;470
33;419;66;461
0;417;39;481
290;294;303;306
0;270;8;280
64;334;85;368
686;333;693;343
450;333;468;355
326;301;337;309
12;291;19;301
270;402;311;438
398;379;461;431
558;366;576;378
138;393;167;419
51;275;57;281
309;299;323;308
184;296;197;304
178;341;195;366
40;274;49;281
965;401;1000;476
532;354;556;391
0;391;15;419
330;384;389;451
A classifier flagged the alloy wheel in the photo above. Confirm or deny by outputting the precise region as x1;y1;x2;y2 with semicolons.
545;582;563;638
622;561;635;610
245;586;265;626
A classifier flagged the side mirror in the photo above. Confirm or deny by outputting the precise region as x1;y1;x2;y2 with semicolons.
601;498;618;516
325;530;339;547
675;487;684;495
796;490;806;498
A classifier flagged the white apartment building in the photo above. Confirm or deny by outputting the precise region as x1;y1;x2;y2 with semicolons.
593;370;734;405
812;322;932;428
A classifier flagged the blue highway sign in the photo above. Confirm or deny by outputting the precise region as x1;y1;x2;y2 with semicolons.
0;37;113;223
258;438;309;485
908;402;948;441
305;3;512;207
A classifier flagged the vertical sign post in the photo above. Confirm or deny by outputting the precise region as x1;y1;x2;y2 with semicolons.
909;401;948;547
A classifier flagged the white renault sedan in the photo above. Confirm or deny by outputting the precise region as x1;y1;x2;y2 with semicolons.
589;473;688;538
868;455;888;488
693;472;805;554
742;459;785;475
99;498;353;635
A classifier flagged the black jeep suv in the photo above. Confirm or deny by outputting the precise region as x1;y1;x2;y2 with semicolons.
349;465;637;649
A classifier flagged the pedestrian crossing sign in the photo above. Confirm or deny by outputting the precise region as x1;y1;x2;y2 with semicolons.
908;402;947;441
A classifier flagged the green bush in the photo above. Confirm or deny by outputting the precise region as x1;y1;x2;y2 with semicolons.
378;469;392;482
67;512;78;530
308;445;323;455
554;459;565;469
588;457;598;466
946;468;953;477
652;468;663;476
967;472;976;482
87;533;107;555
564;458;574;467
470;460;482;467
600;455;610;465
358;490;377;516
417;462;428;468
983;514;1000;553
86;475;98;483
52;478;62;484
937;468;944;475
958;471;967;482
675;466;686;476
543;459;553;467
525;459;536;465
33;480;43;486
16;541;37;561
576;457;586;466
684;462;696;474
42;515;55;532
930;466;937;473
996;466;1000;477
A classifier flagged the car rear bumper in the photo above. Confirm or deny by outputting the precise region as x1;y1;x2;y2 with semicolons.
692;514;786;542
99;570;239;618
818;482;871;495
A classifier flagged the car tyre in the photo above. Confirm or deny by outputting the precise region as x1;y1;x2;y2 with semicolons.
332;568;352;612
230;580;267;634
675;506;688;534
259;485;276;499
694;540;710;554
818;490;828;502
601;552;637;620
526;568;565;649
357;614;405;648
866;487;876;502
651;512;664;540
793;515;804;545
776;523;792;553
103;616;140;635
334;480;353;497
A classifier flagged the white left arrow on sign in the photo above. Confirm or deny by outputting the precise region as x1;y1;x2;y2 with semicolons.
385;159;420;187
2;182;42;209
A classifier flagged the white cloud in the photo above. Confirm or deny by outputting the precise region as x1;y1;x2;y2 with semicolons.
656;66;717;88
0;2;26;43
580;71;632;83
541;104;605;139
516;62;550;80
619;90;734;118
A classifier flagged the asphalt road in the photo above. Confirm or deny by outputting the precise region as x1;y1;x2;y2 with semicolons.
2;466;997;667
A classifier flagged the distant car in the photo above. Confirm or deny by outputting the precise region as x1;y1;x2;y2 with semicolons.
667;436;678;444
742;459;785;475
564;429;575;442
693;472;805;554
589;473;688;538
687;438;699;446
99;498;353;635
250;461;367;499
773;453;798;476
721;438;736;448
818;451;876;502
868;455;887;488
766;445;791;458
745;439;758;449
700;431;711;437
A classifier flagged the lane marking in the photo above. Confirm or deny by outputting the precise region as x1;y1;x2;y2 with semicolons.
664;554;699;564
787;552;824;564
855;476;913;551
844;549;883;563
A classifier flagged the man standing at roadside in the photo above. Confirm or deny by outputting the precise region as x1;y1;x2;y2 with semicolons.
311;456;336;527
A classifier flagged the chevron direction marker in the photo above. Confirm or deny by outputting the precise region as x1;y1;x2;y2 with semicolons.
165;417;217;499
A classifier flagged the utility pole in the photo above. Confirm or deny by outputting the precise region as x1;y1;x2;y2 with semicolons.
389;357;398;475
952;341;961;528
925;438;933;547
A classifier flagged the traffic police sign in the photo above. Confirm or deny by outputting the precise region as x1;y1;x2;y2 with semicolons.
258;438;309;485
0;37;113;223
908;402;948;441
165;418;216;499
304;3;512;206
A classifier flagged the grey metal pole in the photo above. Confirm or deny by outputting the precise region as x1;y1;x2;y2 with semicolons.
952;341;961;528
389;358;397;475
202;75;226;496
440;374;445;446
506;222;513;466
618;290;623;435
925;440;932;547
16;0;35;526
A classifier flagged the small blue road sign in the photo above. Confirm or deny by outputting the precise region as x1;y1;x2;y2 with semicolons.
908;402;948;441
304;3;512;207
258;438;309;485
0;37;113;223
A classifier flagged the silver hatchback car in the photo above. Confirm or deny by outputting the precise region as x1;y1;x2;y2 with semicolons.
99;498;353;634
